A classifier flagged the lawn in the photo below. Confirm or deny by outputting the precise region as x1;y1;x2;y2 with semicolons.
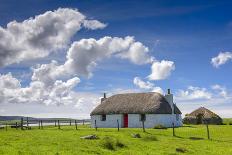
0;125;232;155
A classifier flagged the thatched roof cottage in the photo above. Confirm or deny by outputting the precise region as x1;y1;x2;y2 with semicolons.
183;107;222;125
90;89;182;128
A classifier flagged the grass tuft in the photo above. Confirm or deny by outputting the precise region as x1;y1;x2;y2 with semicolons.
176;147;187;153
116;139;126;148
153;124;167;129
143;135;158;141
101;137;115;150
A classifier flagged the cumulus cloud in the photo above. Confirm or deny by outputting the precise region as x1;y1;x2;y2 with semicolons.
176;86;212;101
0;8;106;67
0;73;80;105
32;36;152;79
133;77;154;89
133;77;163;94
148;60;175;80
211;52;232;68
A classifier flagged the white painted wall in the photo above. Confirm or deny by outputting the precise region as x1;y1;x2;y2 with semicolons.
91;114;123;128
91;114;182;128
128;114;182;128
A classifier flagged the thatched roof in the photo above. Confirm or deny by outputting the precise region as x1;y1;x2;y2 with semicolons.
91;92;181;115
186;107;221;119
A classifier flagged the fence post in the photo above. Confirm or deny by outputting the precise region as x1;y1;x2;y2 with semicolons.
172;122;175;136
38;120;40;129
70;120;72;126
26;117;29;130
75;120;77;130
142;120;145;132
16;122;18;130
21;117;23;130
41;120;43;129
95;120;97;131
58;120;60;129
55;120;57;127
206;124;210;140
83;120;85;125
5;123;7;131
117;119;119;131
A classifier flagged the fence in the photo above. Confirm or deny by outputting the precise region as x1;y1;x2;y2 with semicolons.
1;119;232;142
0;117;90;131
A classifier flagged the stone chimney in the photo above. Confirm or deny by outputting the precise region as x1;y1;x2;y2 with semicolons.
164;89;174;114
101;93;107;103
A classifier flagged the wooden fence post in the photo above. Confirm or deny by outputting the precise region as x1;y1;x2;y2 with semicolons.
21;117;23;130
55;120;57;127
75;120;77;130
58;120;60;129
206;124;210;140
83;120;85;125
16;122;18;130
26;117;29;130
142;120;145;132
70;120;72;126
5;123;7;131
117;119;119;131
41;120;43;129
172;122;175;136
95;120;97;131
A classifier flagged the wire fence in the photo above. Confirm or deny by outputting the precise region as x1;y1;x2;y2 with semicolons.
0;117;90;130
1;118;232;143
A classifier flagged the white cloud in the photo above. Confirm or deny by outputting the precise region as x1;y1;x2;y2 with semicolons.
133;77;154;89
32;36;152;79
83;20;107;30
211;84;228;98
176;86;212;101
0;73;80;106
116;41;153;64
0;73;21;89
0;8;106;67
133;76;163;94
211;52;232;68
148;60;175;80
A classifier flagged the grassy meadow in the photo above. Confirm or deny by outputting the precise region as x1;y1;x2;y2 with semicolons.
0;124;232;155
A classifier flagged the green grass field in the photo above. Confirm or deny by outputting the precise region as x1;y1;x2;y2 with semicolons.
0;124;232;155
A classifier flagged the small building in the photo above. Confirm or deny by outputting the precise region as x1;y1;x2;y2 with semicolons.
90;89;182;128
183;107;222;125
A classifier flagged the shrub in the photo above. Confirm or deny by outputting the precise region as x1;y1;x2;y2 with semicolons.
229;122;232;125
153;124;167;129
116;139;125;148
100;137;126;150
101;137;115;150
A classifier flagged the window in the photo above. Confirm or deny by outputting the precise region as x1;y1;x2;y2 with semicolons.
101;114;106;121
140;114;146;121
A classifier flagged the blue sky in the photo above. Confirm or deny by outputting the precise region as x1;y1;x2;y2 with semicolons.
0;0;232;118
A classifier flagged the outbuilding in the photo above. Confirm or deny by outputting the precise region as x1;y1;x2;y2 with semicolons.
183;107;222;125
90;89;182;128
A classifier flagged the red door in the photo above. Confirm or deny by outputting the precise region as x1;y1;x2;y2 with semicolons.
124;114;128;128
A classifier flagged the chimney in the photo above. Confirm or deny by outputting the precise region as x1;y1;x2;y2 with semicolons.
164;89;174;114
167;88;171;94
101;93;107;103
